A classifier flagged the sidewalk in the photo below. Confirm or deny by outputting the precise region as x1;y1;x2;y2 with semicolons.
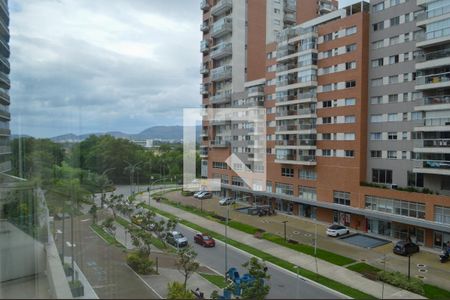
138;193;424;299
165;191;450;291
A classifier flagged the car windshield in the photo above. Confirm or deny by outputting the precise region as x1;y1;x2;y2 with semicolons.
203;235;211;240
329;225;342;230
174;233;184;239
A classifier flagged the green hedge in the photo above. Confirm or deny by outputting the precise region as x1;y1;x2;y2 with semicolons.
378;271;424;295
127;252;156;275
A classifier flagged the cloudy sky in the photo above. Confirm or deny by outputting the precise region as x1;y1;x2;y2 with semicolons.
10;0;355;138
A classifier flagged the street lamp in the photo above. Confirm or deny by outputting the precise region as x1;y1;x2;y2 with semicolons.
282;220;288;242
148;176;172;207
124;161;144;194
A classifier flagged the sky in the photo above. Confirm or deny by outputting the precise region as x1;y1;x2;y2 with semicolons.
9;0;356;138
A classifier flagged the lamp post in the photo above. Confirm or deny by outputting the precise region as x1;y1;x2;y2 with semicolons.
282;220;288;242
408;254;411;281
124;161;144;195
148;176;172;207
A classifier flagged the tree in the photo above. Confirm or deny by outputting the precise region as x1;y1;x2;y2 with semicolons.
104;193;124;219
89;204;98;225
152;217;177;247
176;246;199;289
239;257;270;300
102;217;116;236
129;226;153;258
167;282;195;300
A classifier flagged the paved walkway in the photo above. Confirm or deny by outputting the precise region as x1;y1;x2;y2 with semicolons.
165;191;450;291
138;192;424;299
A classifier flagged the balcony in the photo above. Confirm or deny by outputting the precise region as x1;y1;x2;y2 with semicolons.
199;146;208;157
416;48;450;70
211;65;232;82
0;87;9;103
319;0;335;13
284;0;296;13
276;63;297;73
200;0;210;11
210;140;230;148
210;17;232;38
284;13;296;24
0;16;7;36
0;39;9;58
275;154;316;165
200;84;209;95
416;28;450;48
276;124;316;133
0;109;10;120
247;86;264;97
211;42;232;60
0;55;9;73
414;160;450;176
275;139;316;147
415;4;450;23
415;95;450;111
210;90;232;104
415;117;450;131
0;71;9;88
0;127;10;135
276;108;316;118
0;0;8;18
211;0;232;16
200;23;210;32
276;92;317;104
416;138;450;149
200;64;209;75
200;40;209;53
416;71;450;90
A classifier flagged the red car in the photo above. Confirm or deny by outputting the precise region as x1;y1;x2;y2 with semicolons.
194;233;215;247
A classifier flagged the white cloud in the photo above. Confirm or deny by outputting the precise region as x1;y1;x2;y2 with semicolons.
9;0;202;137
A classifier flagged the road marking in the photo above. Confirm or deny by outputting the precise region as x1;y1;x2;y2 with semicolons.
124;264;163;299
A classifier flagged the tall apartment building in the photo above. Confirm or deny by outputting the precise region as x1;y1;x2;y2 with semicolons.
201;0;450;249
0;0;10;173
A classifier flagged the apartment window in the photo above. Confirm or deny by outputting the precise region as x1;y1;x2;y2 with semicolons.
371;150;382;158
299;169;317;180
323;33;333;42
389;55;399;64
403;92;410;101
402;151;407;159
404;33;410;42
390;16;400;27
373;21;384;31
345;150;354;157
275;183;293;195
322;100;332;108
402;131;408;140
434;206;450;225
345;61;356;70
344;133;355;140
213;162;227;169
387;151;397;159
322;133;332;140
405;13;411;23
390;0;400;6
299;186;317;201
411;112;422;121
346;44;356;53
334;191;350;206
372;40;384;49
345;98;356;106
403;73;409;82
371;96;382;104
322;149;331;156
371;114;383;123
345;80;356;88
372;78;383;87
365;196;425;219
389;75;399;84
372;58;384;67
322;117;332;124
232;176;244;186
388;113;398;122
373;2;384;12
407;172;424;188
346;26;357;36
390;36;400;45
281;167;294;177
388;94;398;103
370;132;382;140
388;132;398;140
322;84;332;92
274;8;280;13
323;49;332;58
372;169;393;184
344;115;356;123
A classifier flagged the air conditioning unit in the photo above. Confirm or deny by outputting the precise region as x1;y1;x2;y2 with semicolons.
391;184;398;189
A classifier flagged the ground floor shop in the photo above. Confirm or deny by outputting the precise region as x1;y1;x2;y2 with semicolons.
222;187;449;249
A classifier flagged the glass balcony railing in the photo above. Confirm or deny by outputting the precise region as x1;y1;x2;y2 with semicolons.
200;23;209;32
200;0;210;11
0;71;10;87
423;160;450;170
211;0;232;16
276;124;316;131
276;108;316;117
284;0;296;13
422;95;450;105
210;140;230;147
423;117;450;126
416;71;450;86
200;40;209;53
210;42;232;59
417;27;450;43
200;84;209;95
210;90;232;103
276;154;316;163
275;139;316;146
211;65;232;81
0;39;9;57
416;5;450;21
416;48;450;63
200;64;209;75
0;87;9;103
210;17;232;38
284;13;296;23
422;139;450;148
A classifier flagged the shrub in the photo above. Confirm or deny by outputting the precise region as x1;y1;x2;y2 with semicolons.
377;271;424;295
181;191;194;197
127;252;155;275
167;282;195;299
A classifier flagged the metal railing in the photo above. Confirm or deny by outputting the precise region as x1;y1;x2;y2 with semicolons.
211;42;232;59
423;117;450;127
422;95;450;105
275;139;316;146
416;71;450;85
416;48;450;62
416;4;450;21
200;0;210;11
211;18;232;38
276;124;316;131
211;65;232;81
211;0;232;16
423;160;450;170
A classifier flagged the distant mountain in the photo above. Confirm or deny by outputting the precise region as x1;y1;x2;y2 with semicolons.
50;125;201;143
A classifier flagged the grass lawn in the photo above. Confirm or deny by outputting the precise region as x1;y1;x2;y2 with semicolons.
90;224;124;248
158;194;355;266
424;284;450;299
199;273;228;289
146;205;375;299
346;262;381;274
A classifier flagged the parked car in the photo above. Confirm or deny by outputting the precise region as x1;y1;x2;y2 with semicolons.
393;240;420;256
219;197;235;206
198;192;212;199
194;233;215;247
166;231;188;248
326;224;350;237
193;191;205;198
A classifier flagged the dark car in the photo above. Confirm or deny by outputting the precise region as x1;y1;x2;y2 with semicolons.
194;233;215;247
393;240;420;256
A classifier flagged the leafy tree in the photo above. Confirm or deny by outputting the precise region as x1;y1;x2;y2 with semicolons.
176;246;200;289
102;217;116;236
89;204;98;225
239;257;270;300
129;226;153;258
167;282;195;300
152;217;178;247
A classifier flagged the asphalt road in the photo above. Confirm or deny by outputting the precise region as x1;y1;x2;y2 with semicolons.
107;186;344;299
